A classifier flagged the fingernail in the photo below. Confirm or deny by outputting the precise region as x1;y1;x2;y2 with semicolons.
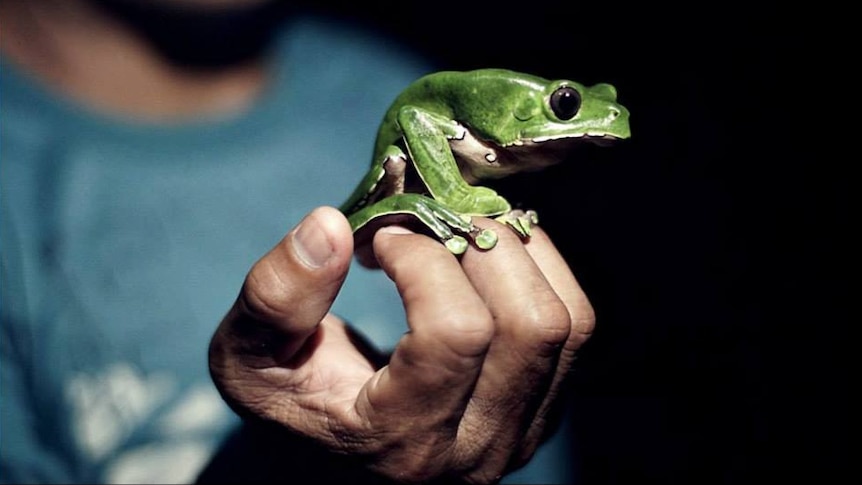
292;218;333;269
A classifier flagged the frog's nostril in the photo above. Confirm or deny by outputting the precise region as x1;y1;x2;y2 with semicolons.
609;107;620;119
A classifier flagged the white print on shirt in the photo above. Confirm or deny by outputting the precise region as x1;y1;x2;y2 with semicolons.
65;362;231;484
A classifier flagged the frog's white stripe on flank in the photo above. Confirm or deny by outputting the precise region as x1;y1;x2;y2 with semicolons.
449;127;498;168
530;133;587;143
446;124;468;141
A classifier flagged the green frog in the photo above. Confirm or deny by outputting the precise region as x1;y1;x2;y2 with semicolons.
340;68;630;254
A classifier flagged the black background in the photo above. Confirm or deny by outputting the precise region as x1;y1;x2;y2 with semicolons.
208;1;849;483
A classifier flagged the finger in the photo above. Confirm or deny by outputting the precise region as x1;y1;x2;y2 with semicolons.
455;220;574;476
210;206;354;370
353;226;494;464
521;225;595;393
523;226;595;348
517;225;596;464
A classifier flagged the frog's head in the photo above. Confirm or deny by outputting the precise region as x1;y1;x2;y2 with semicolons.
512;80;631;145
448;70;632;181
461;78;631;179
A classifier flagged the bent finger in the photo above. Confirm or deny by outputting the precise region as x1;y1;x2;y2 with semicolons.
454;221;573;476
355;226;493;447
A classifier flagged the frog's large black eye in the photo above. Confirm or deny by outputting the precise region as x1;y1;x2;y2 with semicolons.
550;86;581;120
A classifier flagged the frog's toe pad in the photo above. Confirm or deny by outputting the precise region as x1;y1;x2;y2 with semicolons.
474;228;498;250
497;210;539;238
444;235;469;254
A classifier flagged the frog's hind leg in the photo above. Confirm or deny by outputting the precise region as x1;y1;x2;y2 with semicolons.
495;209;540;238
339;145;409;214
347;193;498;254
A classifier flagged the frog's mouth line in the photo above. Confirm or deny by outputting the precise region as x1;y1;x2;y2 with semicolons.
530;133;623;146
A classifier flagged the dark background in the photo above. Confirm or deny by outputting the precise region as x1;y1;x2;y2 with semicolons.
209;1;848;483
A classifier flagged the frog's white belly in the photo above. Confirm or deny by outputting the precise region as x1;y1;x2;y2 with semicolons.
448;122;568;183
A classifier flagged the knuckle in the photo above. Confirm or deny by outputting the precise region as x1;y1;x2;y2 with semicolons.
455;444;510;485
433;309;495;359
515;296;572;354
570;310;597;345
565;296;597;350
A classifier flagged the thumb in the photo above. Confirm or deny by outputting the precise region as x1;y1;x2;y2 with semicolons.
212;206;354;368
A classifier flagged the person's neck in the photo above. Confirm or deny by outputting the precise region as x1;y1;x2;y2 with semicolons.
0;0;268;121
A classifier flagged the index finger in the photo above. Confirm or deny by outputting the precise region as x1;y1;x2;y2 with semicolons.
353;226;494;439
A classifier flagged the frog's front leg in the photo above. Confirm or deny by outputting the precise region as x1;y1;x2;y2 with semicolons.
347;193;499;254
397;106;512;218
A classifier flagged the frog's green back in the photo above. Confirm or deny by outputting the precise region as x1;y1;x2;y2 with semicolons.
373;69;552;159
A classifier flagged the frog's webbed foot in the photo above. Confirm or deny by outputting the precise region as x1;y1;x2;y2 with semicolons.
495;209;539;239
347;193;498;254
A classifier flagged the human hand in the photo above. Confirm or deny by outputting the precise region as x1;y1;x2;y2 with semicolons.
208;206;595;484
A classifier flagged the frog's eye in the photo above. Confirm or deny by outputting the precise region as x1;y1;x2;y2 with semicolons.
550;86;581;120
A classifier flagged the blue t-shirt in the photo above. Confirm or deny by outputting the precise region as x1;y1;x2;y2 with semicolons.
1;15;572;484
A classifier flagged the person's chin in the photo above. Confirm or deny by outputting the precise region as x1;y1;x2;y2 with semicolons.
88;0;294;70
